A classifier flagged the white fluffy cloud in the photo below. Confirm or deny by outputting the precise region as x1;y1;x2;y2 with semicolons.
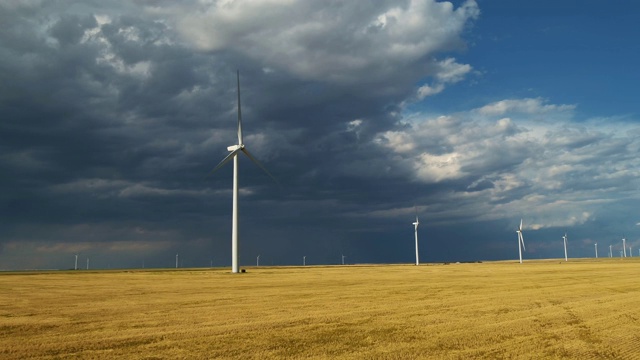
151;0;479;86
476;98;576;116
417;57;473;99
375;98;640;228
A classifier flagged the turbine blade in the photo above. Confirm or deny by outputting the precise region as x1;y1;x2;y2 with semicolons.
520;233;526;251
241;148;278;184
519;218;523;231
237;70;243;145
205;148;242;178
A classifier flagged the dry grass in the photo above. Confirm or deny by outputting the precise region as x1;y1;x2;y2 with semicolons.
2;259;640;359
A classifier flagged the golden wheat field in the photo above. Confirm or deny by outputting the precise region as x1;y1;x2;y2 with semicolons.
2;259;640;359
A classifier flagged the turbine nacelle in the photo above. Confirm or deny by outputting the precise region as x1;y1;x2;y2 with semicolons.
227;144;244;151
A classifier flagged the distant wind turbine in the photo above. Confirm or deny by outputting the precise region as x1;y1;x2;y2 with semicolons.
622;237;627;257
176;253;179;268
562;233;568;262
594;243;598;258
86;258;89;270
609;244;612;258
341;254;346;265
629;247;632;257
74;254;78;270
303;256;306;266
207;71;277;274
516;219;526;264
256;255;260;267
413;209;420;266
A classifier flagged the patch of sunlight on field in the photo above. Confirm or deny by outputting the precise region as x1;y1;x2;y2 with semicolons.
2;259;640;359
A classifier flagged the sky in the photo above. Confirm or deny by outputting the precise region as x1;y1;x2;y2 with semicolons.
2;0;640;270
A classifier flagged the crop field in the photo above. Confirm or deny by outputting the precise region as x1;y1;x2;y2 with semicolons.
2;259;640;359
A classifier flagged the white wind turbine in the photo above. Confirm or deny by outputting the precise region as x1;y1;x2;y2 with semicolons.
413;210;420;266
622;237;627;257
609;244;612;258
594;243;598;258
516;219;526;264
74;254;78;270
208;71;276;274
562;233;568;262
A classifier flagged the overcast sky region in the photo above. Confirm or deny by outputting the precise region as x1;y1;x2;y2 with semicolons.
2;0;640;269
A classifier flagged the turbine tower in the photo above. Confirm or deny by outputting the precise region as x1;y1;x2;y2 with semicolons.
208;71;276;273
622;237;627;257
609;244;612;258
594;243;598;258
74;254;78;270
562;233;568;262
413;211;420;266
256;255;260;267
516;219;526;264
176;253;179;268
303;256;306;266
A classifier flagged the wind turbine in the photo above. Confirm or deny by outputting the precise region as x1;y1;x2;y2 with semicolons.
413;209;420;266
303;256;306;266
175;253;179;268
86;258;89;270
208;71;277;274
74;254;78;270
516;219;526;264
341;254;346;265
622;237;627;257
594;243;598;258
629;246;633;257
562;233;568;262
256;255;260;267
609;244;612;258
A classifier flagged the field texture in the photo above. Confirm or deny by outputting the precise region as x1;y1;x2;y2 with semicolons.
2;259;640;359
